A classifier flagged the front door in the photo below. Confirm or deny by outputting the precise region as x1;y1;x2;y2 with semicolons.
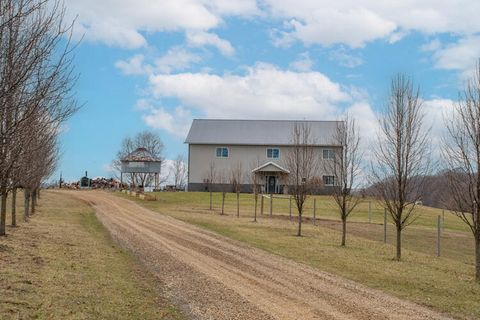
267;176;276;194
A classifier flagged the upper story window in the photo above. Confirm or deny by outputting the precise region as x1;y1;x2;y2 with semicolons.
323;175;335;186
266;148;280;159
216;147;229;158
322;149;335;160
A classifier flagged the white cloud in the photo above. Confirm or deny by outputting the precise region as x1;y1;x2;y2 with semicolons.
103;163;115;173
289;52;314;71
432;36;480;77
186;31;235;56
142;106;193;138
116;47;202;76
420;39;441;52
155;47;202;73
147;63;351;120
329;47;363;68
264;1;480;48
115;54;151;75
345;102;377;141
422;98;455;152
65;0;258;49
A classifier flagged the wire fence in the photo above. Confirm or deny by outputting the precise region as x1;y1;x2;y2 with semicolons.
135;191;475;264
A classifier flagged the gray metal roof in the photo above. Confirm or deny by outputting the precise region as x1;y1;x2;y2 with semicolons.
185;119;341;146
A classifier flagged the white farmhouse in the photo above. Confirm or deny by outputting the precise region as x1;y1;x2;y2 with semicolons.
185;119;341;194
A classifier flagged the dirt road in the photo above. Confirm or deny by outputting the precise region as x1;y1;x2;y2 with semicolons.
67;191;451;320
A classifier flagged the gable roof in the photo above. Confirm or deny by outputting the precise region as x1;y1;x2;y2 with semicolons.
252;161;290;174
185;119;341;146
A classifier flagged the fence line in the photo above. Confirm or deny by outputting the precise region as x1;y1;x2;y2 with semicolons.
201;192;455;259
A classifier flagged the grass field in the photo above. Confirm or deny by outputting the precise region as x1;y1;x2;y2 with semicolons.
119;190;480;319
139;191;474;264
0;191;183;320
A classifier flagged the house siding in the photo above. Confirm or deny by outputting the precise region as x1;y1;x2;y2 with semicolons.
188;144;339;193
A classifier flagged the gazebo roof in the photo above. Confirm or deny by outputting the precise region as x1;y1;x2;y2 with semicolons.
121;147;161;162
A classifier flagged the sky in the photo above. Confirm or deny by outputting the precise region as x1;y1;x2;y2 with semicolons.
57;0;480;181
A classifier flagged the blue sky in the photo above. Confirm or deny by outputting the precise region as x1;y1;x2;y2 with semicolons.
57;0;480;181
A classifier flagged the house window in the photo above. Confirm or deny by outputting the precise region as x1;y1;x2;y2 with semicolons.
266;148;280;159
323;149;335;160
323;175;335;186
216;147;229;158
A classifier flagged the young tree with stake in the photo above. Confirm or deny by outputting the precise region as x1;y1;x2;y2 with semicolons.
443;61;480;281
286;122;320;237
231;162;243;217
371;74;430;260
249;159;262;223
202;162;216;210
326;116;362;246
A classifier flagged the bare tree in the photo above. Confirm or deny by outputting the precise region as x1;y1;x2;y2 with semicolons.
202;161;216;210
443;61;480;281
371;75;430;260
218;169;229;215
285;122;320;236
326;116;362;246
231;162;243;217
172;154;187;191
249;159;261;223
0;0;78;235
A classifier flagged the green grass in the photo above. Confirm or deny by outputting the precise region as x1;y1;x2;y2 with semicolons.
120;190;480;319
0;191;184;320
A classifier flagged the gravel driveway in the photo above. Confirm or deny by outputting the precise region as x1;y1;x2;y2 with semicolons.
69;191;452;320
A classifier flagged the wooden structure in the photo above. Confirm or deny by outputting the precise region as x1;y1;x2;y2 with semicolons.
120;147;162;190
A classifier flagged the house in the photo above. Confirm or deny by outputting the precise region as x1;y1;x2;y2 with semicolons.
185;119;342;194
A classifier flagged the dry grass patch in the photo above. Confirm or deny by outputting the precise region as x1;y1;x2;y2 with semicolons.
0;191;183;320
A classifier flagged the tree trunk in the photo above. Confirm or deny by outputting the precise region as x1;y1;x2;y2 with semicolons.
396;225;402;260
0;188;7;236
209;189;212;210
221;192;225;215
297;212;302;236
24;189;30;222
236;192;240;217
341;216;347;246
254;194;257;222
11;188;17;227
475;235;480;282
31;189;37;215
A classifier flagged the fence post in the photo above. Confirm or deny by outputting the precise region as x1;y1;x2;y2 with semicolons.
313;199;317;225
261;195;264;216
368;201;371;223
437;215;441;257
383;208;387;243
270;194;273;217
289;196;292;221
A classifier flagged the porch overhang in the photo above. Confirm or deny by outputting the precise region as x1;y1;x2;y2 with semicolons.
251;161;290;174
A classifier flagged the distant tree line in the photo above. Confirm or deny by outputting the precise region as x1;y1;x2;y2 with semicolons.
0;0;78;236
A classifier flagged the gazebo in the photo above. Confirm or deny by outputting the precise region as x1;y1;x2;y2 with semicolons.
120;147;162;191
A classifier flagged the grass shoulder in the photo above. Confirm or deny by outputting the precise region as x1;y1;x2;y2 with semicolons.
0;191;183;320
